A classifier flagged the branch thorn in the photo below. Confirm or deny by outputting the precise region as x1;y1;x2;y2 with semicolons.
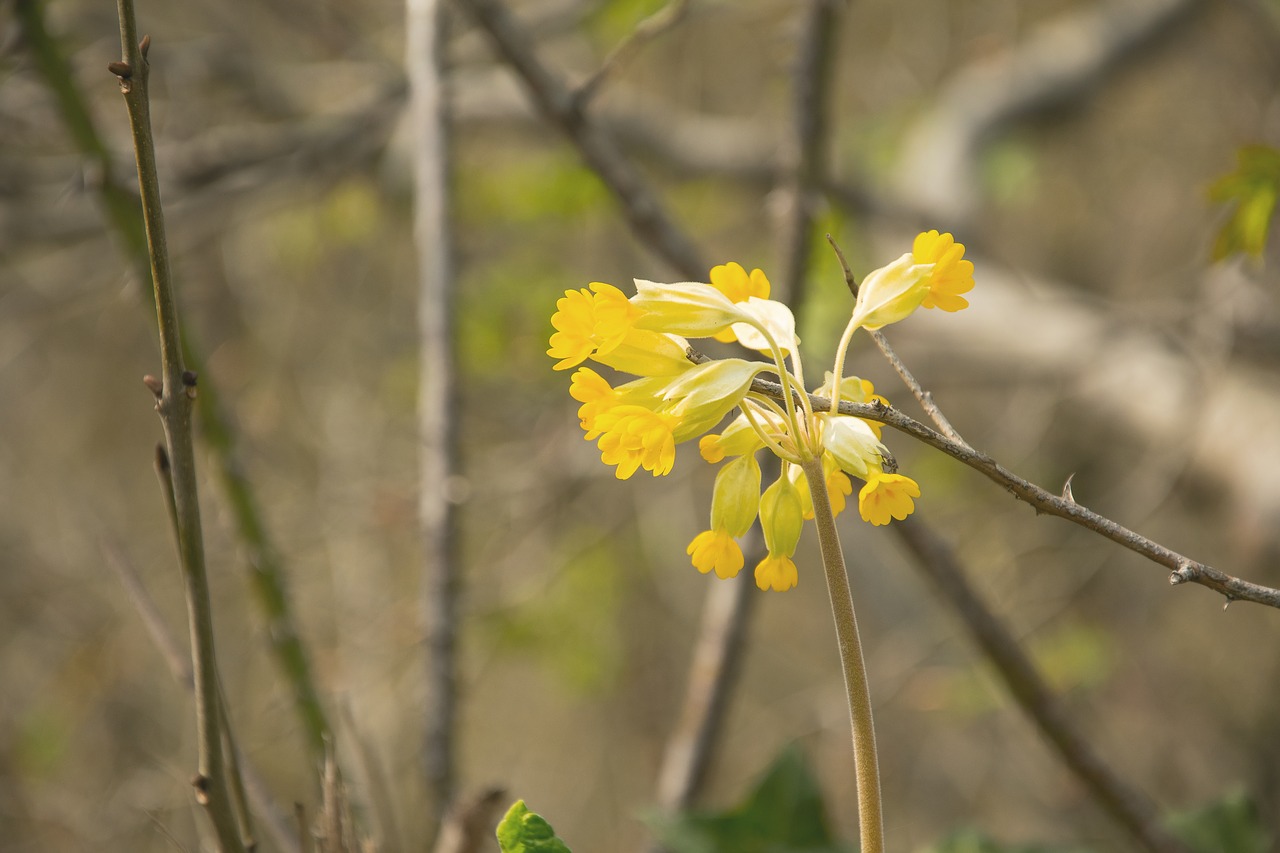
192;773;211;805
1169;562;1198;585
1061;473;1076;503
825;233;857;296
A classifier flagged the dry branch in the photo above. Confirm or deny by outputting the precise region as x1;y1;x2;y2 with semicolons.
408;0;460;837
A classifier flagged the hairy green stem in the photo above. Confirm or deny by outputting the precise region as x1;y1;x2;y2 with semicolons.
113;4;245;849
799;455;883;853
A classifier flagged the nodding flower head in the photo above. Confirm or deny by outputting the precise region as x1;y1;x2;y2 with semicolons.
551;235;972;589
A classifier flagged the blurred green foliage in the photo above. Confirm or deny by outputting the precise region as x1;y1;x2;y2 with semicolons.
1167;789;1272;853
497;800;574;853
1208;145;1280;261
927;789;1272;853
645;743;853;853
481;531;625;694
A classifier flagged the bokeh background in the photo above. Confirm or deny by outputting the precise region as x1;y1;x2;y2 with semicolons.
3;0;1280;850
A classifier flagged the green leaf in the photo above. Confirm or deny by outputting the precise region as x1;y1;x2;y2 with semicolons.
1208;145;1280;260
496;800;573;853
1166;789;1271;853
646;743;853;853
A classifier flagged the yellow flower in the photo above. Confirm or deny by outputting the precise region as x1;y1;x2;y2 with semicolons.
632;279;748;337
709;263;771;343
858;472;921;526
699;414;765;463
591;329;692;377
912;230;974;312
754;554;798;592
548;282;645;370
592;405;681;479
687;529;745;579
753;471;805;591
686;454;760;579
849;252;934;332
568;367;616;437
821;414;883;479
709;262;771;303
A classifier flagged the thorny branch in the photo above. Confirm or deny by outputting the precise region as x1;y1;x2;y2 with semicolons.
747;375;1280;609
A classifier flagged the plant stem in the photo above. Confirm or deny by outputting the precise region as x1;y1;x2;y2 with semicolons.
112;5;245;849
799;455;883;853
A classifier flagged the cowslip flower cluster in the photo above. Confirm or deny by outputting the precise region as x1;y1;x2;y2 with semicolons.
549;234;974;591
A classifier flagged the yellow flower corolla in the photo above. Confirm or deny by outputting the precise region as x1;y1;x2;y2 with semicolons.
709;262;771;343
754;554;799;592
548;281;646;370
592;405;681;479
912;230;975;312
710;262;771;303
858;472;921;526
568;367;616;437
688;530;744;579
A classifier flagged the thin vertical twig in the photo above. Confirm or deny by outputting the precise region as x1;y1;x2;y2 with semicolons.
408;0;459;839
103;542;303;853
775;0;845;312
22;0;331;761
110;4;244;847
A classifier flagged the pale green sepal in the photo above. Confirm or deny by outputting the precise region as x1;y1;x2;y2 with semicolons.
701;412;767;460
591;330;692;377
711;454;762;537
665;359;762;417
496;801;573;853
632;279;747;336
759;469;805;556
820;414;881;478
849;252;934;331
731;297;799;356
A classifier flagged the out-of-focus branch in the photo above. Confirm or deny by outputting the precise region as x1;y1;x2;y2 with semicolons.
893;0;1200;221
774;0;844;312
456;0;707;279
21;0;332;762
651;534;757;815
408;0;459;840
748;375;1280;609
890;517;1190;853
110;3;245;846
573;0;691;108
860;306;1187;851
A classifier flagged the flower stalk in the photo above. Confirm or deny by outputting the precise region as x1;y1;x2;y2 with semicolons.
801;455;883;853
